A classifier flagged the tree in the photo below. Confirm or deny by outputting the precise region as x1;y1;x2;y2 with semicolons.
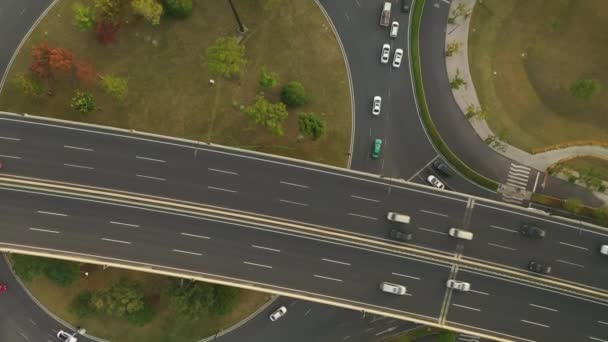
13;74;45;97
70;291;95;318
259;68;278;89
563;198;583;215
75;60;96;84
162;0;192;18
167;279;215;318
281;81;307;107
101;74;128;101
298;112;326;140
450;69;466;89
70;90;96;114
571;79;600;100
30;43;53;81
72;2;95;31
212;285;240;315
11;254;79;287
245;94;289;136
131;0;164;26
49;48;75;73
445;41;462;57
95;0;122;23
205;36;247;78
95;20;121;45
91;278;146;317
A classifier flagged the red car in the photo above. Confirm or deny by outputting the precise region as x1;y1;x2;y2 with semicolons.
0;282;7;293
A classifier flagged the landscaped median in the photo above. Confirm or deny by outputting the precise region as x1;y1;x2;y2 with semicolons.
410;0;499;191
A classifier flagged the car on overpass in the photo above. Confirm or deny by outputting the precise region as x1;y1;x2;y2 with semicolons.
389;229;413;242
380;282;407;295
528;260;551;275
446;279;470;292
519;224;546;239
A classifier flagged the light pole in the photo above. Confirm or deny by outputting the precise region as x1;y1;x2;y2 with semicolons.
227;0;247;34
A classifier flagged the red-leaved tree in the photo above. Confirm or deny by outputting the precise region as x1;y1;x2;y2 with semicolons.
49;48;75;72
75;60;96;84
30;43;52;80
95;20;121;45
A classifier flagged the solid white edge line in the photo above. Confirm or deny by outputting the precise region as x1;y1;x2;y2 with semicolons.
207;186;237;193
314;274;343;282
0;154;21;159
172;249;202;256
63;145;94;152
181;232;211;240
29;227;60;234
528;303;558;312
520;320;550;328
110;221;140;228
208;168;238;175
101;238;131;245
37;211;67;217
136;174;166;181
452;304;481;312
251;245;281;253
391;272;421;280
322;258;351;266
350;195;380;203
64;163;94;170
280;181;309;188
243;261;273;269
136;156;166;163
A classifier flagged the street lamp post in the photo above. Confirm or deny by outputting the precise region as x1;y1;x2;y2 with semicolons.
227;0;247;34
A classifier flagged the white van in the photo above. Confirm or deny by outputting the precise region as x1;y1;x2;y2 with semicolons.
380;282;407;295
387;212;410;224
448;228;473;240
601;245;608;255
390;21;399;38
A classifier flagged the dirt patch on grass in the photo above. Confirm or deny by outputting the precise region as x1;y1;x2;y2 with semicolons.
469;0;608;151
0;0;351;166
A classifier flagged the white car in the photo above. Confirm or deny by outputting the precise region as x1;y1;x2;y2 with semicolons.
372;96;382;116
380;44;391;64
446;279;471;292
57;331;78;342
390;21;399;38
392;48;403;68
427;175;445;189
601;245;608;255
380;282;407;295
269;306;287;322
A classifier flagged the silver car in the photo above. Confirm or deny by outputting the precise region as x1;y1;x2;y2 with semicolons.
446;279;471;292
392;48;403;68
427;175;445;189
380;44;391;64
269;306;287;321
372;96;382;116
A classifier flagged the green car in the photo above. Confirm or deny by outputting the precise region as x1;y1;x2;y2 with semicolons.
371;138;383;159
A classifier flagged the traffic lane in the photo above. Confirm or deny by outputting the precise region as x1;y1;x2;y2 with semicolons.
466;203;608;288
447;269;608;342
0;189;451;319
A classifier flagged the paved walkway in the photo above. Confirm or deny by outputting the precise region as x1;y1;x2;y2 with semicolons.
444;0;608;171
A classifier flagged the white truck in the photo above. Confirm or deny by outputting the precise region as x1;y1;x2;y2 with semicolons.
380;2;392;27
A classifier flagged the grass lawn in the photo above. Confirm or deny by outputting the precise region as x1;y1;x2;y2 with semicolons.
0;0;351;166
468;0;608;152
384;327;456;342
557;157;608;181
20;263;270;342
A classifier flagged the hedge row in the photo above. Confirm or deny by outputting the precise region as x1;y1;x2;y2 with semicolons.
410;0;499;191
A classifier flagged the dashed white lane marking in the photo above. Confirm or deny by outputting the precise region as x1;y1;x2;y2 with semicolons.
37;211;67;217
280;181;309;188
279;199;308;206
64;163;94;170
391;272;421;280
557;259;585;268
598;321;608;325
208;186;237;193
417;227;447;235
590;337;608;342
136;174;166;181
110;221;140;228
181;232;211;239
452;304;481;312
29;227;60;234
520;319;550;328
559;241;588;251
350;195;380;203
243;261;272;269
347;213;378;221
252;245;281;253
64;145;94;152
101;238;131;244
490;225;516;233
419;209;448;217
208;168;238;175
487;242;517;251
173;249;202;256
0;154;21;159
314;274;343;282
529;303;558;312
322;258;351;266
0;136;20;141
470;289;490;296
136;156;166;163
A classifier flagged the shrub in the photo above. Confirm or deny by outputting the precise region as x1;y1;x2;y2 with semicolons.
162;0;192;18
101;74;128;101
44;259;80;287
95;0;122;23
259;68;278;89
571;79;600;100
245;94;289;136
95;20;121;45
594;207;608;226
298;112;326;140
70;90;96;114
212;285;240;315
563;198;583;214
126;301;154;326
72;2;95;31
205;36;247;78
14;74;44;97
131;0;164;26
281;81;307;107
70;291;95;318
12;254;48;282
